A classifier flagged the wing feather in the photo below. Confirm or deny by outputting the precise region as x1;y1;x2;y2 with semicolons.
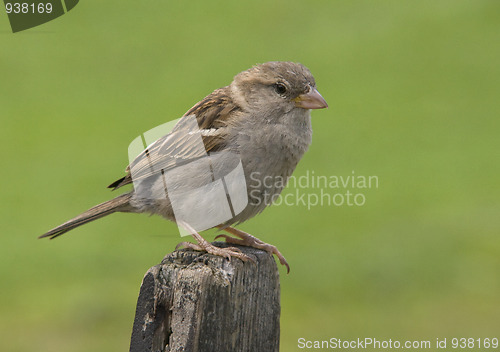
108;87;241;190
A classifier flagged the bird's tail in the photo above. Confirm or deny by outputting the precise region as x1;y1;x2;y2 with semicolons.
39;193;133;239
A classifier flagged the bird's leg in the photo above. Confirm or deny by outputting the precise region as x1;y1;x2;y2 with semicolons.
215;226;290;273
175;221;252;263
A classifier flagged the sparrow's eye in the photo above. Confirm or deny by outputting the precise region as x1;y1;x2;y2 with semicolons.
274;83;287;95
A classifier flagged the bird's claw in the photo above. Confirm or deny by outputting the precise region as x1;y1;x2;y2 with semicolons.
215;231;290;273
176;240;253;264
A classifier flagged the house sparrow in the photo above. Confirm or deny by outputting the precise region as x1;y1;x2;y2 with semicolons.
40;61;328;272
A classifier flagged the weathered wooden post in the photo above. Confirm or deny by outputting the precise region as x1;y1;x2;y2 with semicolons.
129;242;281;352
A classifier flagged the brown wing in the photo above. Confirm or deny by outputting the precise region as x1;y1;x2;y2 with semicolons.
108;87;242;190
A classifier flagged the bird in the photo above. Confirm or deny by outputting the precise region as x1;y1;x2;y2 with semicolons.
40;61;328;273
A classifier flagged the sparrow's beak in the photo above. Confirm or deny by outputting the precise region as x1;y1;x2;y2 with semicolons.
294;87;328;109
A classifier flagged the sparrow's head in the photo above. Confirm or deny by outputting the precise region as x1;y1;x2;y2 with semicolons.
231;61;328;114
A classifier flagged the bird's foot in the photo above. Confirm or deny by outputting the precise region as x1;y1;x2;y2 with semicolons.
216;226;290;273
175;231;253;264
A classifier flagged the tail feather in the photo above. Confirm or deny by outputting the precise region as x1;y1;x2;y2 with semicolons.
39;193;133;239
107;176;127;190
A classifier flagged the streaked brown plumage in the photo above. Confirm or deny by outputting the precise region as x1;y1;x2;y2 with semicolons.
40;61;328;272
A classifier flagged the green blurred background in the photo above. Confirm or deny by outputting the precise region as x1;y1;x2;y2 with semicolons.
1;1;499;351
